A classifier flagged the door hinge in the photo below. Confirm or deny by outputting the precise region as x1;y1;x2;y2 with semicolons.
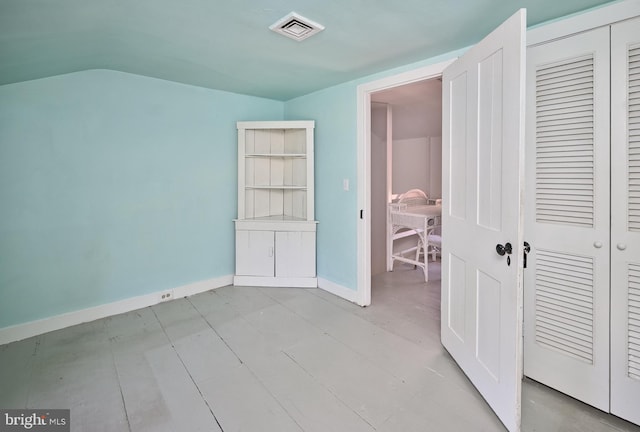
360;209;364;219
523;241;531;268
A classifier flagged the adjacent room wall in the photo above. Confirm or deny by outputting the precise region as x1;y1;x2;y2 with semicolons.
392;137;442;198
391;81;443;198
371;103;388;276
429;137;443;198
0;69;283;329
392;137;430;196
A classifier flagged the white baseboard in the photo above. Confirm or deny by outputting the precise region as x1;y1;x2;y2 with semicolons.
0;275;233;346
317;278;361;304
172;276;232;298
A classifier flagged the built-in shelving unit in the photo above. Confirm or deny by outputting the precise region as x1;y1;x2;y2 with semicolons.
234;121;317;288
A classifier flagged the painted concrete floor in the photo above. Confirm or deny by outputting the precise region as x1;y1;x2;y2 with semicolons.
1;263;639;431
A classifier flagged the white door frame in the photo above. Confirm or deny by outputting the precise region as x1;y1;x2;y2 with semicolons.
356;59;455;306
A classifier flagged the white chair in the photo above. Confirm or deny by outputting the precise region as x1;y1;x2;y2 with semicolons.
396;188;428;207
415;216;441;265
394;189;428;271
396;188;429;258
427;231;441;261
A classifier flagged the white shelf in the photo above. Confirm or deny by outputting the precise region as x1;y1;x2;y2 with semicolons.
237;120;312;130
246;185;307;190
241;215;310;222
246;153;307;158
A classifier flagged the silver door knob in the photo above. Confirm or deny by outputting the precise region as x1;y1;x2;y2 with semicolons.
617;243;627;251
593;241;603;248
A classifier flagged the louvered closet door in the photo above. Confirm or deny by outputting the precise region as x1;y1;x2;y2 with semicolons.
611;16;640;427
524;27;611;411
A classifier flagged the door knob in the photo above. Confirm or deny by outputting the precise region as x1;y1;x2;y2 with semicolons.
496;242;513;256
617;243;627;251
593;241;603;249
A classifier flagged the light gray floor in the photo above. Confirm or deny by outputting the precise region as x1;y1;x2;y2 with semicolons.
1;263;639;431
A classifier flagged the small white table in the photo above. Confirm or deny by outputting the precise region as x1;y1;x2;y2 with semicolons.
387;204;442;281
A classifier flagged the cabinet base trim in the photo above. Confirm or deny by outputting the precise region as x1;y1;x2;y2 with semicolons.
233;276;318;288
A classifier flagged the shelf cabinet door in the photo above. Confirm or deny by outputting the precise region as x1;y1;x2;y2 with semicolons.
236;230;274;276
275;231;316;278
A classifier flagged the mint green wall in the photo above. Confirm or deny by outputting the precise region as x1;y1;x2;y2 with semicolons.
285;51;466;291
285;84;358;289
0;70;283;328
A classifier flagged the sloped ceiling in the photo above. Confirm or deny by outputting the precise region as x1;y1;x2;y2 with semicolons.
0;0;616;100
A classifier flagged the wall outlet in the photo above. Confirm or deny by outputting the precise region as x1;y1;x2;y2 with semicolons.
159;290;173;302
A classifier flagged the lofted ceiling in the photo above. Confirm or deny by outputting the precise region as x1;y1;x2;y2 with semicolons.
0;0;617;101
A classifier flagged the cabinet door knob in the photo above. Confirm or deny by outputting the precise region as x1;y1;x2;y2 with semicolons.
593;241;603;249
617;243;627;251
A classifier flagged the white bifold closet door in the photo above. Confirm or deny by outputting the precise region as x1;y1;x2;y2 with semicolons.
524;27;611;411
611;16;640;427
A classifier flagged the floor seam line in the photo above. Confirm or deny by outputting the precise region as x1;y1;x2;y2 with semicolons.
23;335;42;408
190;291;306;432
187;296;244;365
260;288;415;384
113;362;133;432
106;320;134;432
150;306;226;432
280;349;378;431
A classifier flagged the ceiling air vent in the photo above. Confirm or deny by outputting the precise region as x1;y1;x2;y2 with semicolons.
270;12;324;42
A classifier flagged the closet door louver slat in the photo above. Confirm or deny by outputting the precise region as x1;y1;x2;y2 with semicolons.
536;55;595;227
535;250;594;364
629;264;640;380
629;45;640;232
626;44;640;381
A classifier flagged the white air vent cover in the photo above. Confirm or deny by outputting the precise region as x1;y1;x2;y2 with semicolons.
270;12;324;41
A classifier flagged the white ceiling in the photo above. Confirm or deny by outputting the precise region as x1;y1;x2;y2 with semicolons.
0;0;617;100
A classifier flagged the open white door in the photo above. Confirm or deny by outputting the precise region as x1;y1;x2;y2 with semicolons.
441;9;526;432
